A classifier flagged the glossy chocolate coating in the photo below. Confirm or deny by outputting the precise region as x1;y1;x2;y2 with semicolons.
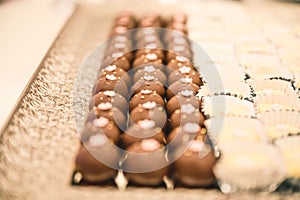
105;45;133;61
110;25;130;36
129;90;165;111
133;62;165;73
89;91;128;113
137;71;166;85
169;109;205;129
139;20;161;28
102;55;131;71
167;124;206;149
168;67;202;86
172;140;216;187
167;56;193;73
115;16;136;29
166;91;201;114
98;65;130;87
167;49;193;63
166;81;199;100
131;78;165;97
74;12;214;188
82;119;121;144
106;49;133;63
93;75;128;98
129;103;167;128
135;48;164;59
133;65;166;84
123;139;169;186
122;121;165;148
86;104;127;131
139;17;162;27
75;142;119;183
132;53;163;69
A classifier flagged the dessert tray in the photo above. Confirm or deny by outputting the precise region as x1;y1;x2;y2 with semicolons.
1;1;300;199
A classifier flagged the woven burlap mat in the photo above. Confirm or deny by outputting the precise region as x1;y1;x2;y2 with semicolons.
1;0;300;199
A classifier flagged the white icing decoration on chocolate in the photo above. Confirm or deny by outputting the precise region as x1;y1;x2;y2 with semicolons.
173;45;185;52
142;101;157;109
114;42;126;49
141;89;152;94
93;117;109;128
180;77;192;83
103;90;116;97
140;139;160;151
144;65;155;72
146;53;158;60
176;55;188;62
189;140;204;152
143;75;155;81
145;43;158;49
138;119;156;129
89;134;107;147
105;65;117;72
181;103;196;114
112;52;124;58
106;74;117;81
180;90;193;97
179;66;191;74
97;102;113;110
183;122;200;133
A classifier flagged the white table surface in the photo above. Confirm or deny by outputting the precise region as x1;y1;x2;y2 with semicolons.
0;0;75;128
